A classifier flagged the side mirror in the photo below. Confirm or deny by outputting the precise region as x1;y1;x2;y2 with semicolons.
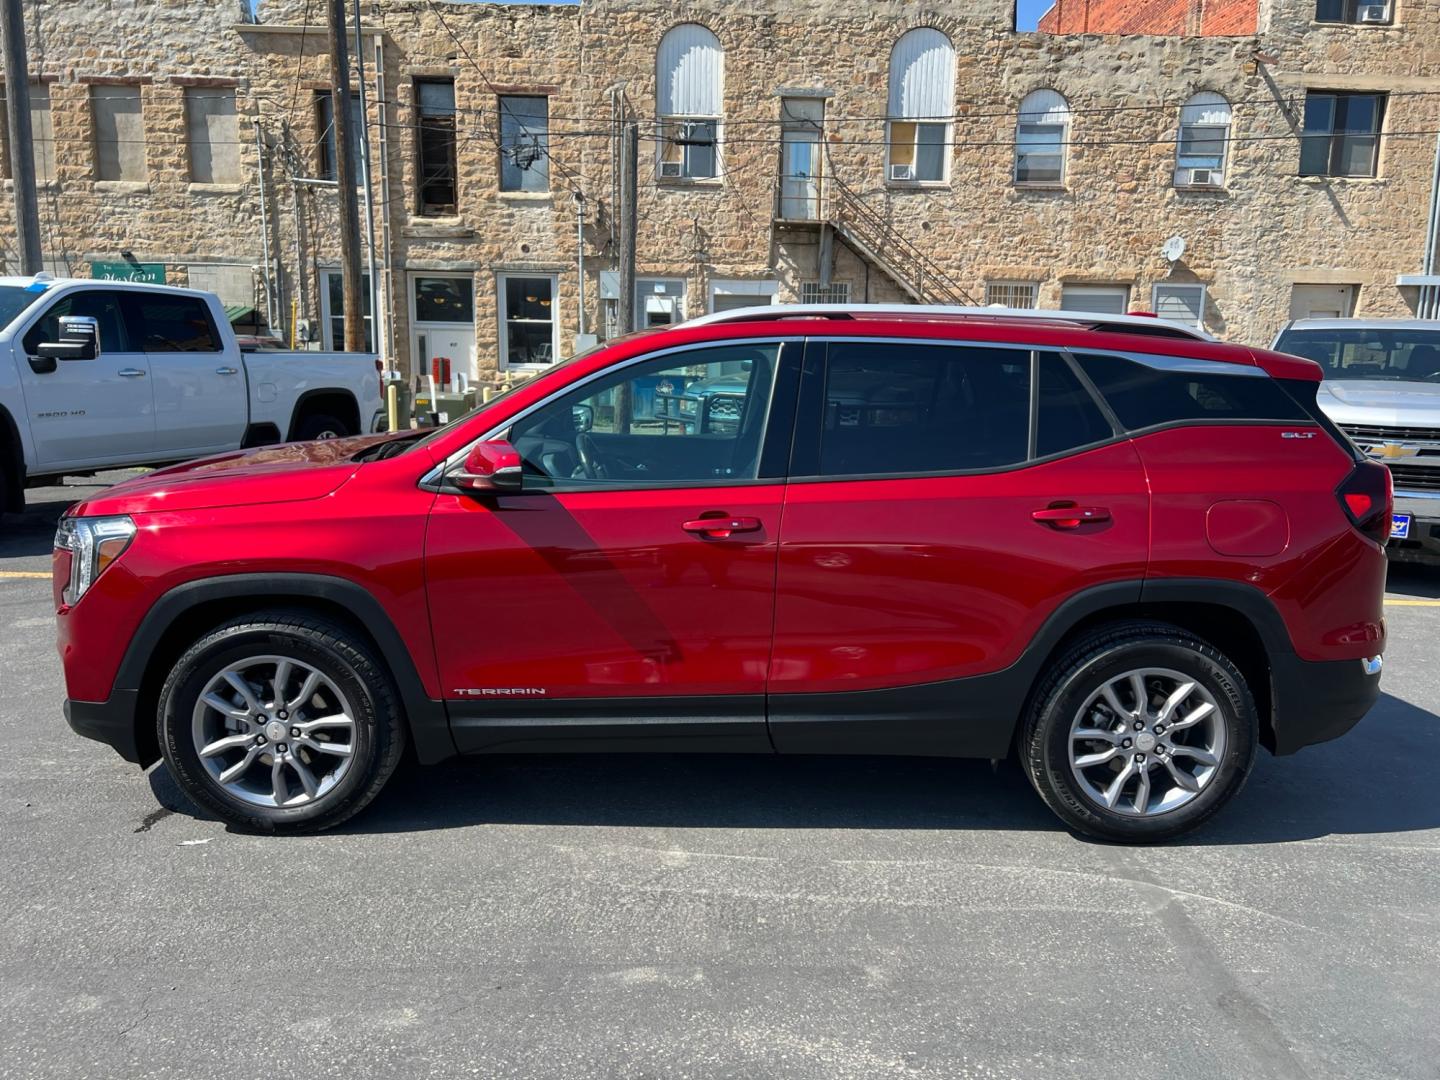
453;439;523;492
571;403;594;433
36;315;101;362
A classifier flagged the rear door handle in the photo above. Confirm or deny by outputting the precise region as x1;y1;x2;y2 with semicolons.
1032;504;1111;529
682;516;762;539
215;366;239;376
117;368;146;378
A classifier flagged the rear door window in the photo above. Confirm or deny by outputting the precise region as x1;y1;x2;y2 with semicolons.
1036;351;1114;456
1074;352;1309;430
124;293;223;352
814;342;1031;476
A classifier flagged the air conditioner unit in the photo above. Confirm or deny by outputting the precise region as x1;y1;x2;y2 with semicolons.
889;163;916;182
1356;3;1390;22
659;160;683;179
1184;167;1219;187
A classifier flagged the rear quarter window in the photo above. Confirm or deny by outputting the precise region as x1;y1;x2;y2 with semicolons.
1074;352;1309;430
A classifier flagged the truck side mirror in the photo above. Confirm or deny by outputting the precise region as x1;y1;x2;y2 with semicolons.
36;316;101;363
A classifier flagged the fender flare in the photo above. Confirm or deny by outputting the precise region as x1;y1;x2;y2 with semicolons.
287;389;361;440
116;572;454;763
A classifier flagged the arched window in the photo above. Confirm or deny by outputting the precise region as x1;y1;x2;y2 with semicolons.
1176;92;1232;188
886;28;955;184
656;24;722;181
1015;89;1069;184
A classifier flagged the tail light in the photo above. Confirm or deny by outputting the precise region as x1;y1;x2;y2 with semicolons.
1336;461;1393;544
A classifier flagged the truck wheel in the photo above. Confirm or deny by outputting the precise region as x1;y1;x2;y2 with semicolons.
157;610;406;833
1020;621;1257;843
293;412;350;441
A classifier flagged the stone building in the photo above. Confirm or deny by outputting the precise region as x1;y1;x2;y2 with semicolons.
0;0;1435;385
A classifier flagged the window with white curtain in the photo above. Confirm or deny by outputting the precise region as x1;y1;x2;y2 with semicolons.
1175;92;1231;188
1015;89;1070;185
886;28;955;184
656;23;723;180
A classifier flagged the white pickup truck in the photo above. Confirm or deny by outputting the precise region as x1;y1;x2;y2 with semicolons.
0;275;383;513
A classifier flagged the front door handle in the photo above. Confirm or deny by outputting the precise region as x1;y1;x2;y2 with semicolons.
216;366;239;376
1032;504;1111;529
682;516;762;539
117;368;147;378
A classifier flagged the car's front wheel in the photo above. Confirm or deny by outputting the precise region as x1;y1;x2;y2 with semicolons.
158;611;405;832
1021;621;1257;843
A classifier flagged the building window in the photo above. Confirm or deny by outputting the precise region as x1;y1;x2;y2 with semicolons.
316;90;363;184
92;85;145;182
800;281;851;305
986;281;1038;309
1015;89;1070;185
1060;284;1130;315
1175;92;1231;188
1152;283;1207;328
1315;0;1393;24
656;23;722;181
499;95;549;193
635;278;686;328
709;278;778;313
185;87;239;185
0;83;57;183
886;27;954;184
499;274;559;368
415;79;457;212
321;270;373;351
1301;92;1384;177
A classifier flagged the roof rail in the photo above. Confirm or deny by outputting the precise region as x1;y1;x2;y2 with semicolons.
682;303;1214;341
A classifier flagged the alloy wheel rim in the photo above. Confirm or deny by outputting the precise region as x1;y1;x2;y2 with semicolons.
191;654;356;808
1067;666;1226;818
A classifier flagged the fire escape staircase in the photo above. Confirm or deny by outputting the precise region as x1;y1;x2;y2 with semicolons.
775;173;978;307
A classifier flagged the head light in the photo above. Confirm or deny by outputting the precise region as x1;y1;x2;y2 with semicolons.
54;515;135;604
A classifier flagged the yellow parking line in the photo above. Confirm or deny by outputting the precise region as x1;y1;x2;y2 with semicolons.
1386;598;1440;607
0;571;50;579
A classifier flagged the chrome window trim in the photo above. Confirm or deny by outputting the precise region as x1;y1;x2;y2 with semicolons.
418;337;793;492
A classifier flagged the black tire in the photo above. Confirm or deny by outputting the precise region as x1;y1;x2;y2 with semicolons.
157;610;405;833
1020;620;1257;843
293;412;350;441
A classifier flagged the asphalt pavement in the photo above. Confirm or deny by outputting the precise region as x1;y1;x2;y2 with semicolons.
1;473;1437;1079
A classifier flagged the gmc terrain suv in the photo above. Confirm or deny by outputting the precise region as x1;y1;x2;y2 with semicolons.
56;305;1389;842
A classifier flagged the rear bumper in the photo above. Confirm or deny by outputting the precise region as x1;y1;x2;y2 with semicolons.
64;692;147;764
1268;652;1383;755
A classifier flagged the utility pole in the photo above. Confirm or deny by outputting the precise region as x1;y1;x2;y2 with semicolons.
0;0;42;274
352;0;382;366
617;120;638;335
326;0;366;352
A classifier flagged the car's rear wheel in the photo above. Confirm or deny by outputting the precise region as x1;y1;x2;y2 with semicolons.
1021;621;1257;843
158;611;404;832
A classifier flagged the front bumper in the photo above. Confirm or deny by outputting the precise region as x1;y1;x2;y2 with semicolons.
1389;491;1440;564
65;692;149;764
1268;652;1383;755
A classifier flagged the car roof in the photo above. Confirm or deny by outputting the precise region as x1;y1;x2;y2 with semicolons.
686;303;1215;342
1285;318;1440;331
0;274;210;298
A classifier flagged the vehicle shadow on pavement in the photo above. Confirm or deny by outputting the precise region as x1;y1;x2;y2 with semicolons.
0;498;79;558
1386;564;1440;599
146;691;1438;844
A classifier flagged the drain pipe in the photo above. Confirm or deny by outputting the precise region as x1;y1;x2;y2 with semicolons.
1423;132;1440;319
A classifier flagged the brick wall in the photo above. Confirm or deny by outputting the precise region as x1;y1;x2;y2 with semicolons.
1038;0;1259;34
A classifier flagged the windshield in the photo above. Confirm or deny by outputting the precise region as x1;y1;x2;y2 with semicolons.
0;284;47;333
1278;328;1440;383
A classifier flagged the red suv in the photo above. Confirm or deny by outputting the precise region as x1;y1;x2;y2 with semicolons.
55;305;1390;841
